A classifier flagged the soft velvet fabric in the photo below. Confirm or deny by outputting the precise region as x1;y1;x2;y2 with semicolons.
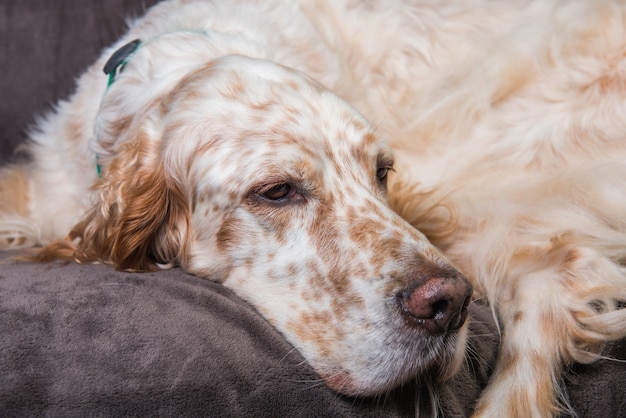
0;252;499;417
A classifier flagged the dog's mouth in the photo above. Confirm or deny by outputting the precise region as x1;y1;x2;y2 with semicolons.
320;370;363;396
317;319;470;397
316;296;472;397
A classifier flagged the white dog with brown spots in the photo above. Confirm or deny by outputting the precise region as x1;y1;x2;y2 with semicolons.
1;1;626;417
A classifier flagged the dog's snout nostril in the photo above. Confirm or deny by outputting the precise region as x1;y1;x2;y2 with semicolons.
431;299;450;321
399;272;472;336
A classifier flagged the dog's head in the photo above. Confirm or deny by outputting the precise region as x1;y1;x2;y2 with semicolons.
74;32;472;396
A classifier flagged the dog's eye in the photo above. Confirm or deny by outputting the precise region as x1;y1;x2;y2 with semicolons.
377;167;389;182
376;153;395;189
376;166;392;186
260;183;294;201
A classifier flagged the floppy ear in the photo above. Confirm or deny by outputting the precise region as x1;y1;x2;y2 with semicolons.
33;34;249;268
69;134;190;272
38;31;270;269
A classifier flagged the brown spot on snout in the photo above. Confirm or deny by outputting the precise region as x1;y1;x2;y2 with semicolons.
398;266;472;335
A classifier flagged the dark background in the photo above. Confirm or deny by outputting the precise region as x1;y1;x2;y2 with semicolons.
0;0;160;164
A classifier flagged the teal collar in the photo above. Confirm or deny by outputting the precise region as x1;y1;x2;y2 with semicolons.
97;39;142;178
103;39;142;87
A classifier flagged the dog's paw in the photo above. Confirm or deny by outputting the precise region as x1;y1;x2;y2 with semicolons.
0;217;40;250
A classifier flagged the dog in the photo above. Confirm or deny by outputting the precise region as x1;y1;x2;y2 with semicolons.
2;0;626;416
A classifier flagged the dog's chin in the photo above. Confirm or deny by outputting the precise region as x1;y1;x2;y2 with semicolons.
320;322;470;398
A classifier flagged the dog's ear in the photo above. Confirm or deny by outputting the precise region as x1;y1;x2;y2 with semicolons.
110;160;189;272
51;31;269;270
70;133;190;272
68;34;228;270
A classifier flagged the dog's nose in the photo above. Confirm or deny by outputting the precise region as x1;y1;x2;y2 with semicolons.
398;270;472;335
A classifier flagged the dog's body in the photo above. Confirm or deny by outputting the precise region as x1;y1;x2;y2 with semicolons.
2;0;626;416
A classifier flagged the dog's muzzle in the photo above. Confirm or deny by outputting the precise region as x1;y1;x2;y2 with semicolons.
397;269;473;335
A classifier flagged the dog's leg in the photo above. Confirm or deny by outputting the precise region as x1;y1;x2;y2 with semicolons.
450;232;626;418
0;111;99;250
0;165;40;249
471;241;626;418
423;166;626;417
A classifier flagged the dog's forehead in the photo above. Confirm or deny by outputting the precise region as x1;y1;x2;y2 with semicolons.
167;56;378;142
163;56;390;185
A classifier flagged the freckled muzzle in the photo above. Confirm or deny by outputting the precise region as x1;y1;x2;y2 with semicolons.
397;269;473;336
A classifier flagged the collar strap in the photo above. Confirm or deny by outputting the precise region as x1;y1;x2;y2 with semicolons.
97;39;142;178
103;39;142;87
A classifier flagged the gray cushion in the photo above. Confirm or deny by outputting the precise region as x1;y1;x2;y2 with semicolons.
0;252;498;417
